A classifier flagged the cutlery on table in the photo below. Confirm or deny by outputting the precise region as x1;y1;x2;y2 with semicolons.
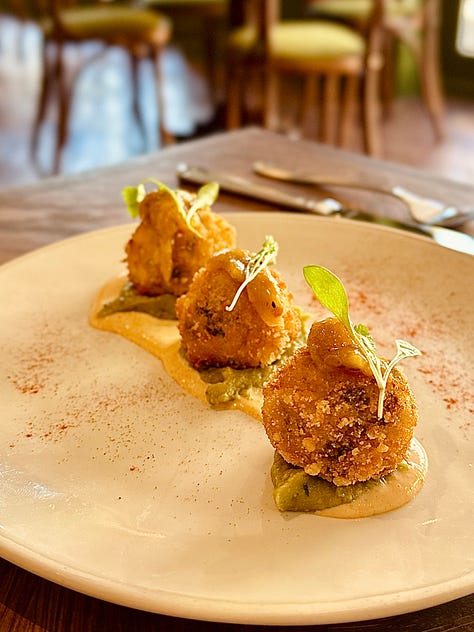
253;161;474;228
177;164;474;256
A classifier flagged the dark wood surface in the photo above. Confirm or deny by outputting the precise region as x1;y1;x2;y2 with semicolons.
0;128;472;632
0;127;473;267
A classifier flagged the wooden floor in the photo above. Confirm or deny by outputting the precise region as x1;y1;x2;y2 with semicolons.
1;16;474;189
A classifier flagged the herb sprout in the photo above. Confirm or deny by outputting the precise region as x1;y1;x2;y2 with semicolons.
122;178;175;219
122;179;219;236
187;181;219;227
226;236;278;312
303;265;421;419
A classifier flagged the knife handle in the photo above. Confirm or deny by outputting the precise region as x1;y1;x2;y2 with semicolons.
176;165;474;254
177;164;339;216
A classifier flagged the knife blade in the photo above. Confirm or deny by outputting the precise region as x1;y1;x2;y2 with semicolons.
177;164;473;256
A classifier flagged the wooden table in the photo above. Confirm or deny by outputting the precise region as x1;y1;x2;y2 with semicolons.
0;128;472;631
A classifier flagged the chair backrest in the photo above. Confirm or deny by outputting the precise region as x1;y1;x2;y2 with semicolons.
7;0;108;37
0;0;80;22
247;0;387;61
0;0;42;19
422;0;440;37
382;0;440;55
239;0;277;40
363;0;387;68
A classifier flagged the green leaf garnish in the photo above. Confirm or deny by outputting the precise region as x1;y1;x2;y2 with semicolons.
122;185;145;218
122;179;171;218
303;265;421;419
187;182;219;229
121;179;219;236
226;236;279;312
303;264;352;331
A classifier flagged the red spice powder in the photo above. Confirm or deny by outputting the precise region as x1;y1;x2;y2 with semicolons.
7;321;65;395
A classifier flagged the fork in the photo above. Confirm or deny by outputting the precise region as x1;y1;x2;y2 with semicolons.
253;161;474;228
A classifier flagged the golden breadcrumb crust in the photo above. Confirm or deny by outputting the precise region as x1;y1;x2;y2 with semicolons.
176;249;302;369
262;319;418;485
126;189;236;296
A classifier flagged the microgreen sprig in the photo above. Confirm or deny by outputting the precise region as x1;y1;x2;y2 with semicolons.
122;179;219;236
303;265;421;419
122;178;171;219
226;236;278;312
187;181;219;227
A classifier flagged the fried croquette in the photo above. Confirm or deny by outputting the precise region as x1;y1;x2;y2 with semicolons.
125;187;236;296
175;248;302;370
262;317;418;486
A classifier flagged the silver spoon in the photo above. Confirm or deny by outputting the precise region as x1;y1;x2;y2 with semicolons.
253;161;474;228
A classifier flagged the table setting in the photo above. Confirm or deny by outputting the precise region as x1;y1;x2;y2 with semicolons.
0;127;472;631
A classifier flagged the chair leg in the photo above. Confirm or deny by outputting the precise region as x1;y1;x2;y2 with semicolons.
225;59;244;129
202;16;221;105
338;74;358;148
263;67;280;130
301;74;319;138
362;65;382;157
380;34;396;118
389;2;444;141
129;52;147;145
321;74;339;145
152;47;174;146
420;56;444;141
31;39;51;169
420;8;444;140
54;42;72;174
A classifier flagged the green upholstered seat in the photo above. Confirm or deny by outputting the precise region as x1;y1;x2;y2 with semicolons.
144;0;226;6
226;1;387;156
41;6;171;40
229;20;365;61
307;0;420;19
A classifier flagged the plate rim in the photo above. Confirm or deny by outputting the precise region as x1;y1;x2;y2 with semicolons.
3;209;472;273
1;531;472;625
1;213;473;625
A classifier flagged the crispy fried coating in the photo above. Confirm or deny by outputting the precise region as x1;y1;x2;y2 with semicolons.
175;248;302;369
262;318;418;485
125;187;236;296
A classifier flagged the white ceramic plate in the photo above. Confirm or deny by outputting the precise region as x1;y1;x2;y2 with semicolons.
1;213;473;625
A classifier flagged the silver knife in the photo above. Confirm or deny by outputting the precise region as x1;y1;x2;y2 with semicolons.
177;164;473;256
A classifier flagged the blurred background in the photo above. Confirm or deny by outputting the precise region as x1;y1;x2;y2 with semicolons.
0;0;473;188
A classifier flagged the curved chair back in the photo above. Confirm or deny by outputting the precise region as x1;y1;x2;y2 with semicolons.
226;0;387;155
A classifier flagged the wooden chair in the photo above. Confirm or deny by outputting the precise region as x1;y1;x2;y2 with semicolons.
306;0;444;139
225;0;387;156
141;0;229;102
29;0;173;173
